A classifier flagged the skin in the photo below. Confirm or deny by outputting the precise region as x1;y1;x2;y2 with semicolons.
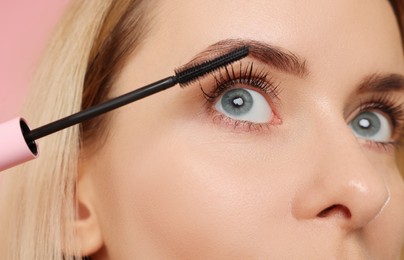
77;0;404;259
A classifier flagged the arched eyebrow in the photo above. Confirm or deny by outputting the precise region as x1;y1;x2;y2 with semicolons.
186;38;309;78
358;73;404;93
186;39;404;93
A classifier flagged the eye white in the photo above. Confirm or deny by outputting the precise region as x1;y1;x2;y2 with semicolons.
214;88;272;123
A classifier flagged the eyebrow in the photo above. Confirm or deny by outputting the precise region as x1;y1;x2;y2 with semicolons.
187;38;308;77
186;38;404;94
358;73;404;93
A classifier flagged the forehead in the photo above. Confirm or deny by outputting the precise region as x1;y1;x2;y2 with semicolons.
150;0;403;73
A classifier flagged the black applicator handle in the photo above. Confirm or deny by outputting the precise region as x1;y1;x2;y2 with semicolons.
25;76;177;142
25;46;249;142
0;46;249;171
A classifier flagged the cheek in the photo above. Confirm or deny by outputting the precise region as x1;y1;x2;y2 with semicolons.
362;173;404;256
92;110;299;257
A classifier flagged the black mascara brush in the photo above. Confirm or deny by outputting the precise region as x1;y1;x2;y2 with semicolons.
0;46;249;171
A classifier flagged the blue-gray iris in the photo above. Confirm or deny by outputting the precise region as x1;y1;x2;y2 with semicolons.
350;111;380;137
221;88;253;116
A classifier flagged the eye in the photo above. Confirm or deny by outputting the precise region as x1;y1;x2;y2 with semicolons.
349;111;392;142
214;88;273;123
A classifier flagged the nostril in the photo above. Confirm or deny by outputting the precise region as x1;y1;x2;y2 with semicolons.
317;204;352;219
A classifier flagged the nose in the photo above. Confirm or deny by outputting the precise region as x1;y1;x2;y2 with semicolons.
291;116;390;231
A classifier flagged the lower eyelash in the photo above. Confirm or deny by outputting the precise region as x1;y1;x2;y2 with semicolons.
209;112;272;132
363;140;398;154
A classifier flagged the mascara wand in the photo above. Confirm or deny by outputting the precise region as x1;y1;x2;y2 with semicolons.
0;46;249;171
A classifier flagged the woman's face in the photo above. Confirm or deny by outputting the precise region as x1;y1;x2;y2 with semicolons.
81;0;404;258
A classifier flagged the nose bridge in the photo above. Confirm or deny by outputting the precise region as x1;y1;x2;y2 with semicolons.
292;107;390;230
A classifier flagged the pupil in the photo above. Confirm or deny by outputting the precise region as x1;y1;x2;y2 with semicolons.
220;88;253;116
232;97;244;107
358;118;371;129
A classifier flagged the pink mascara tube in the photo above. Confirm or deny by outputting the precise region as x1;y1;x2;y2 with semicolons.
0;117;38;171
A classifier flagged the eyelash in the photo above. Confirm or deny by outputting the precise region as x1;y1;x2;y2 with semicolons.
200;62;281;131
202;61;280;101
198;62;404;150
358;94;404;149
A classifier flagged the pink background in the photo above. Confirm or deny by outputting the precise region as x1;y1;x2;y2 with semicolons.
0;1;69;122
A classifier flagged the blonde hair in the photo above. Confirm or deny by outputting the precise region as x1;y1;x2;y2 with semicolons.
0;0;403;259
0;1;151;259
